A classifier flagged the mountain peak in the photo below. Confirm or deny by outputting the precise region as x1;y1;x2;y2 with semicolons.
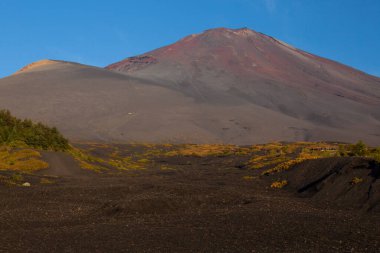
204;27;256;33
199;27;259;38
107;27;380;106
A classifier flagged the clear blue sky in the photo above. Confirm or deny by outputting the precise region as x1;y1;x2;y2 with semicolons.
1;0;379;78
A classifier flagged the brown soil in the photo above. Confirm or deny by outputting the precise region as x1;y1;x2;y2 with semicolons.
0;146;379;252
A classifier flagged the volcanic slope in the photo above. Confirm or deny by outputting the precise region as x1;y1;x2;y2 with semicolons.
107;27;380;144
0;28;380;144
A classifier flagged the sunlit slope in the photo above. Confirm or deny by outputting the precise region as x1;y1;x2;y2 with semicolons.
108;28;380;144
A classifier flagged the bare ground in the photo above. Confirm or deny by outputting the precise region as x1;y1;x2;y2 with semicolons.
0;147;379;253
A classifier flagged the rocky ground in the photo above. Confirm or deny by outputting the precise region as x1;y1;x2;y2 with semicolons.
0;144;379;252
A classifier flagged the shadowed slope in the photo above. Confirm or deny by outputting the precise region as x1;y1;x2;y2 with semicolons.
276;157;380;212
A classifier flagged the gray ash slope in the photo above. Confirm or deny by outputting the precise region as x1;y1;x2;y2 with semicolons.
1;28;380;144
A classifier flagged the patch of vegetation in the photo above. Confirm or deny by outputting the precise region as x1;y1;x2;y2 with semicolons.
271;180;288;189
247;142;338;175
137;158;150;164
249;141;380;176
69;141;380;176
11;173;23;182
338;141;380;162
242;175;255;181
69;146;148;172
263;158;304;176
350;141;368;156
351;177;364;185
372;148;380;163
165;144;252;157
0;147;49;172
0;175;17;186
160;165;175;171
0;110;69;151
68;148;108;172
0;172;28;186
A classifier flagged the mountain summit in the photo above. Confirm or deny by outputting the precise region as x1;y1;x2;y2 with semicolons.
0;28;379;144
107;27;379;105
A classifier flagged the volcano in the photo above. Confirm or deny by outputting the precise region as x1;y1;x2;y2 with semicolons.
0;28;379;144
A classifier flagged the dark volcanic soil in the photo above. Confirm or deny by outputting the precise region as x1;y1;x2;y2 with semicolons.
0;148;380;252
282;157;380;212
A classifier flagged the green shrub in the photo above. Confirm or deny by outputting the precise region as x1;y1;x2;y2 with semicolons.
350;140;368;156
372;147;380;162
0;110;69;151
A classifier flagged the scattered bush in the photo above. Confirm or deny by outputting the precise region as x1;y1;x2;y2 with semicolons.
370;147;380;162
271;180;288;189
0;173;29;186
10;173;23;183
344;141;380;161
165;144;252;157
248;142;339;172
350;141;368;156
249;141;380;176
262;158;308;175
351;177;364;185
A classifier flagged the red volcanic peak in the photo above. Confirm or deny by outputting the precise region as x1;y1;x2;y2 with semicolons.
107;27;380;105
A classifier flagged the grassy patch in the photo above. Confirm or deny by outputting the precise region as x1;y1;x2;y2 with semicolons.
67;141;380;176
69;146;148;172
68;147;108;172
247;142;340;175
165;144;253;157
0;147;49;172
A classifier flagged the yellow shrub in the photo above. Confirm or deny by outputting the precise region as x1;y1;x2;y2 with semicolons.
271;180;288;189
165;144;247;157
0;148;48;172
351;177;364;185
